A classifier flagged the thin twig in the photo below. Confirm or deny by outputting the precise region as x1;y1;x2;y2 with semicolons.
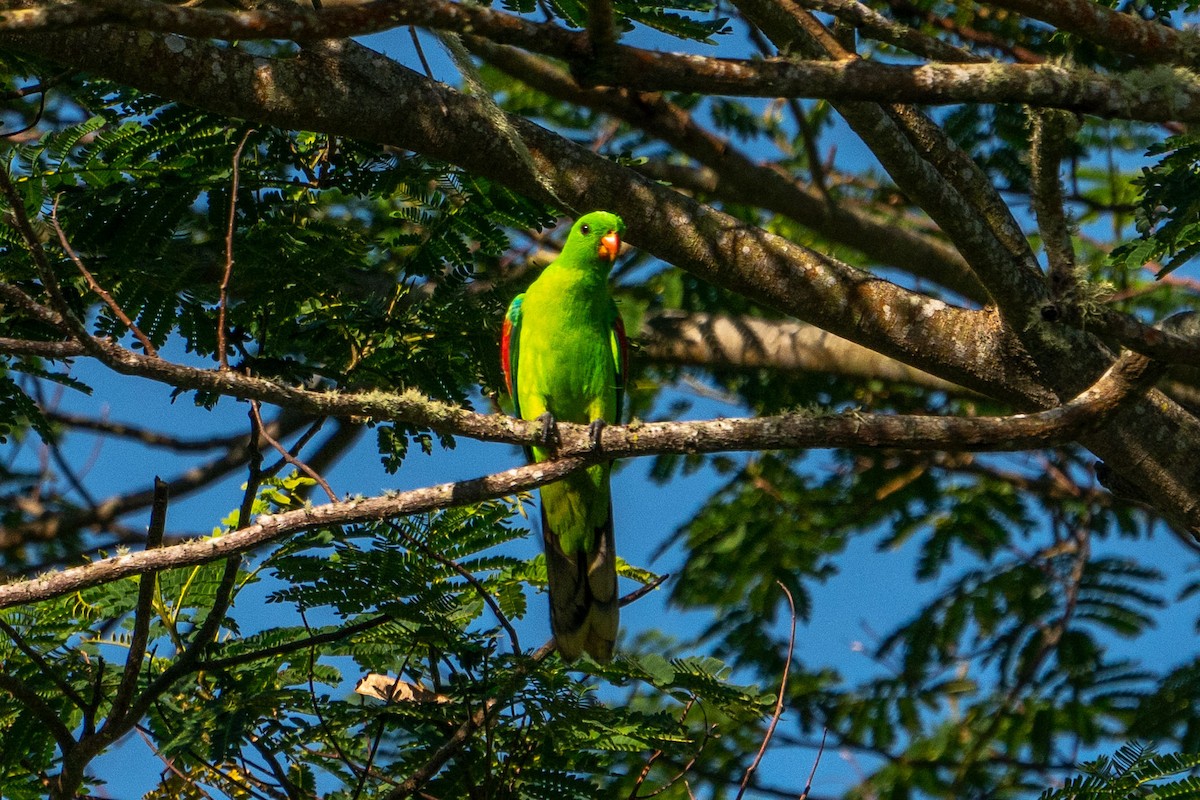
735;581;797;800
203;614;392;672
135;726;215;799
0;673;77;753
300;607;369;784
259;416;329;481
30;379;101;511
50;195;158;356
107;478;169;725
0;73;51;139
385;521;521;654
798;729;828;799
250;400;337;502
618;572;669;608
42;408;260;452
383;639;557;800
628;696;706;799
218;128;255;370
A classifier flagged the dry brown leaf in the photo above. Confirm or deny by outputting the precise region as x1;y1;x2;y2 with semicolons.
354;673;451;704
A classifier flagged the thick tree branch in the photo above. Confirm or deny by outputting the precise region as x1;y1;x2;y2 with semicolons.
0;456;590;609
728;0;1200;534
0;26;1051;407
7;0;1200;122
982;0;1200;67
0;37;1047;406
468;38;985;300
640;311;968;393
1029;108;1079;299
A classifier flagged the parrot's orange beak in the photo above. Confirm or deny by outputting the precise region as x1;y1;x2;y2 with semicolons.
598;230;621;262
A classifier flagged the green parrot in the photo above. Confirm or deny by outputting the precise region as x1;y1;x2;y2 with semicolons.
501;211;629;662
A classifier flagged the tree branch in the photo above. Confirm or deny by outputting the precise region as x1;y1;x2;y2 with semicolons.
640;311;969;393
795;0;983;63
11;0;1200;122
0;20;1052;406
103;478;167;726
468;38;985;300
7;3;1200;533
0;347;1163;609
0;673;76;754
1029;108;1079;299
0;407;308;548
981;0;1200;67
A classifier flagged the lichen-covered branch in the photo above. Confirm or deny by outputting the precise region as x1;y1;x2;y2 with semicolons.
7;0;1200;122
468;38;986;300
0;30;1042;404
0;347;1163;609
1030;108;1079;298
982;0;1200;67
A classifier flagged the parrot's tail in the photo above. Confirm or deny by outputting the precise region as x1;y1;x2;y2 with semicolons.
542;500;619;662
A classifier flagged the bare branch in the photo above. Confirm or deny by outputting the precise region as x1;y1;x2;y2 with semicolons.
794;0;983;63
1058;309;1200;368
9;0;1200;123
0;411;308;548
217;128;254;371
50;196;158;356
0;337;84;359
42;408;257;452
640;312;969;393
250;400;337;502
0;25;1051;405
468;39;984;299
106;478;168;726
1029;109;1079;299
735;581;796;800
586;0;617;59
0;456;591;609
982;0;1200;67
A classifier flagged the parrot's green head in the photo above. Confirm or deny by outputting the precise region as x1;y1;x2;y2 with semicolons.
561;211;625;271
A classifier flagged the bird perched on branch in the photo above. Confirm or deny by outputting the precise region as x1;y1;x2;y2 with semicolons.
501;211;628;661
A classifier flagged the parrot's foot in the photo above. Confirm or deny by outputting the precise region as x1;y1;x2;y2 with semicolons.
535;412;560;448
587;418;606;451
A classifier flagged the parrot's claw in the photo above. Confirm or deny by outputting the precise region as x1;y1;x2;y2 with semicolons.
535;412;560;448
587;419;607;451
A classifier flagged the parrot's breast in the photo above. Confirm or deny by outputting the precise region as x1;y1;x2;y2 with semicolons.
517;270;618;426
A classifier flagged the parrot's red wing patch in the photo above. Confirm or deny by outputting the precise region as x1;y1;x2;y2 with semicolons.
613;313;629;389
501;315;515;395
501;294;524;417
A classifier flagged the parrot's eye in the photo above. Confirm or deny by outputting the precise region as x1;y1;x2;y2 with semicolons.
580;224;591;235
